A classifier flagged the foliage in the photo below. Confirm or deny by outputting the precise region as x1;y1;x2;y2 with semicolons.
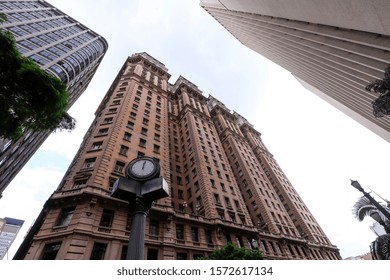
0;22;75;140
371;94;390;118
198;242;263;260
365;66;390;117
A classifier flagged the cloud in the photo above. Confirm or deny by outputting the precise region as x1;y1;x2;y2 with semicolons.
0;166;63;259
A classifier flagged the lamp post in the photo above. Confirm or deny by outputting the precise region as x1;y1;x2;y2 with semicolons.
111;157;169;260
350;180;390;233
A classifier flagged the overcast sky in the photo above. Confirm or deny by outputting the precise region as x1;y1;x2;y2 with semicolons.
1;0;390;260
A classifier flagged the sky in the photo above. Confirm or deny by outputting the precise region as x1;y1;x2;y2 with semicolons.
1;0;390;260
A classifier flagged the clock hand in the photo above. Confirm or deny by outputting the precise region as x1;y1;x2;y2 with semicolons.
142;161;146;170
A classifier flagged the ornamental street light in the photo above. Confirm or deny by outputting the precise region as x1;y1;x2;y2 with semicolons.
350;180;390;259
350;180;390;226
111;157;170;260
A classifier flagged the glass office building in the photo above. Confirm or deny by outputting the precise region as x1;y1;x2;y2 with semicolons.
0;0;108;197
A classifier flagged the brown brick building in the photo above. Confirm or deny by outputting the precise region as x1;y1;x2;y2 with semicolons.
14;52;340;260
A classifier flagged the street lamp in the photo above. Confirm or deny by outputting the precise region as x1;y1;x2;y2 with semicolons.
350;180;390;231
111;157;170;260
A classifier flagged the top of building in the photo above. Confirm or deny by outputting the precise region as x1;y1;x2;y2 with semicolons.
170;75;203;95
3;217;24;226
132;52;168;72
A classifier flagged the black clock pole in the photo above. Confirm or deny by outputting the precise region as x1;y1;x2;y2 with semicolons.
126;196;151;260
111;156;169;260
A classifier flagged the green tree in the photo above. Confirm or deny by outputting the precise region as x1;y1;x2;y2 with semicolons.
198;242;263;260
365;66;390;118
0;16;75;140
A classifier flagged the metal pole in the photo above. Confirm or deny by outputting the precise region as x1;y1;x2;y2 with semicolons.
126;196;150;260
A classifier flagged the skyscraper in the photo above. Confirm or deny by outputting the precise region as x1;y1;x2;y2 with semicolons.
0;217;24;259
14;52;340;260
200;0;390;142
0;0;108;197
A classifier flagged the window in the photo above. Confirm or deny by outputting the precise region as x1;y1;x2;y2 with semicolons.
153;144;160;153
178;189;183;199
154;133;160;141
120;245;128;260
130;111;137;118
83;158;96;169
205;229;213;245
137;151;145;158
213;193;220;204
234;200;241;210
127;121;134;129
176;224;184;240
149;219;159;236
139;138;146;147
196;196;203;208
114;161;125;173
141;127;148;135
143;118;149;125
90;243;107;260
55;207;75;227
97;128;108;135
123;132;132;141
103;117;113;124
108;108;117;114
177;252;187;260
41;242;62;260
147;249;158;260
91;141;102;150
108;177;117;191
191;227;199;243
119;145;129;156
194;181;199;191
99;209;114;228
73;179;87;189
251;201;258;209
246;189;253;198
224;197;231;208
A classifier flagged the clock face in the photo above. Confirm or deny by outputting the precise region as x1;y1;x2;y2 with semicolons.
126;157;160;181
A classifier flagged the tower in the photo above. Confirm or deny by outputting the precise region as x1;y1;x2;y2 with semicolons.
0;0;108;197
14;52;340;260
200;0;390;142
0;217;24;259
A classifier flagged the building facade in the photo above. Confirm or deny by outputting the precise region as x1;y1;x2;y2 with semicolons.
0;0;108;197
0;217;24;259
14;53;340;260
200;0;390;142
